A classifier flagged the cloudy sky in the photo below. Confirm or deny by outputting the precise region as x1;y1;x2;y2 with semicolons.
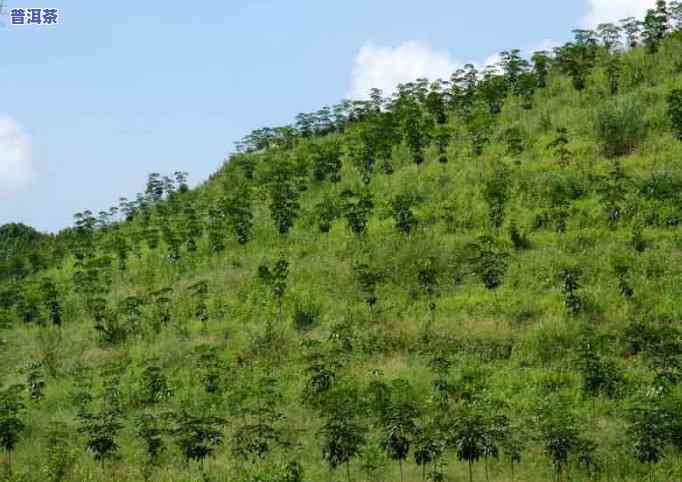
0;0;656;232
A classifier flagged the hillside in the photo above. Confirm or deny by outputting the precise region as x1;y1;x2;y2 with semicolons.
2;4;682;482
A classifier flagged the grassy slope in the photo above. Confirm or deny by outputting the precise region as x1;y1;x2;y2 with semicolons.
2;35;682;482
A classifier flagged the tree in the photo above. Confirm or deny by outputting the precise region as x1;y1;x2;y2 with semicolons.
44;422;76;482
194;344;225;394
390;193;418;235
630;224;647;253
161;223;181;263
573;28;599;49
110;232;130;271
466;104;495;156
232;375;287;463
375;380;419;482
315;195;341;233
181;205;203;253
500;49;529;88
414;419;447;481
398;90;433;165
343;189;374;236
538;403;584;482
77;391;124;462
117;295;144;336
145;173;164;204
303;348;340;407
173;171;189;193
353;261;382;312
318;387;367;482
449;407;487;482
137;412;167;476
0;385;25;473
515;72;538;110
90;297;126;346
668;88;682;140
26;362;46;401
224;181;254;244
531;51;551;88
0;223;45;262
311;138;343;183
499;49;535;108
605;55;621;96
450;64;479;115
15;283;40;324
500;421;527;482
471;236;509;291
41;277;61;327
597;161;629;228
554;39;596;91
597;23;622;51
143;226;160;251
620;17;642;48
426;80;448;124
613;260;634;299
481;413;509;482
189;280;209;326
346;125;377;184
559;268;582;316
547;128;572;167
482;167;510;229
508;221;530;250
576;335;623;399
627;402;674;479
478;68;508;115
139;364;174;406
417;257;439;329
671;1;682;30
434;124;451;164
642;1;670;53
258;256;289;324
206;205;226;253
171;410;225;465
268;162;300;235
149;288;173;333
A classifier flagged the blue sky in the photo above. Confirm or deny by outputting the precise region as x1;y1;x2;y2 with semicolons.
0;0;655;232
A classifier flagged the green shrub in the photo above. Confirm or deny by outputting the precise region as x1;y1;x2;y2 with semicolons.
292;297;321;332
593;97;646;157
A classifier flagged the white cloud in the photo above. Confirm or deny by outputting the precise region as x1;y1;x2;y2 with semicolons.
348;39;565;99
531;38;561;53
0;116;34;197
583;0;653;28
481;53;503;73
349;41;461;99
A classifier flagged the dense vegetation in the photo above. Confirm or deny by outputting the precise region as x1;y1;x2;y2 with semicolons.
2;2;682;481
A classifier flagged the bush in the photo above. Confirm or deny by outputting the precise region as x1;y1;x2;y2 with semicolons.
246;462;304;482
593;97;646;157
292;297;321;332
